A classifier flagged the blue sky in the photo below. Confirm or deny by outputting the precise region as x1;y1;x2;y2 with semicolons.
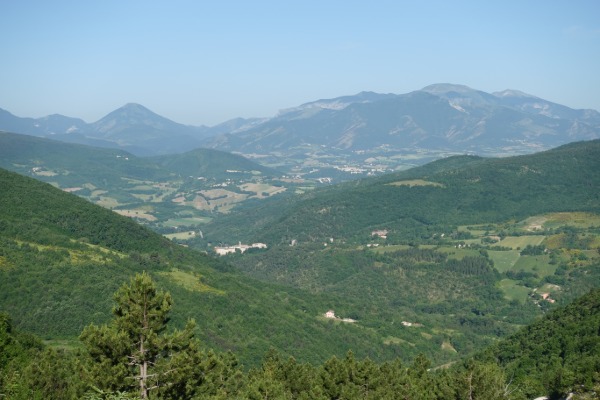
1;1;599;126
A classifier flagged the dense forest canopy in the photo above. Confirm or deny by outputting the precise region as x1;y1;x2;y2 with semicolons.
1;275;599;399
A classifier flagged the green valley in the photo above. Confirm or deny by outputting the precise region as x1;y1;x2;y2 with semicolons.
1;136;599;399
0;131;313;239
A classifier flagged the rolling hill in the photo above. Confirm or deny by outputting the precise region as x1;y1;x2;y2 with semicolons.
0;131;287;225
1;137;599;372
149;147;279;179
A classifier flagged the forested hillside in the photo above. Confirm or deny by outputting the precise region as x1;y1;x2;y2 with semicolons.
198;139;600;245
1;139;599;398
0;168;418;367
1;275;598;399
478;288;600;398
185;139;600;376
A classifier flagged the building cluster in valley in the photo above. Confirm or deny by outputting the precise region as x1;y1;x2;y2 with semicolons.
213;242;267;256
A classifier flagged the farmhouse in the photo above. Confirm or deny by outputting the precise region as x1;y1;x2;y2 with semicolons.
371;229;388;239
401;321;423;327
323;310;357;323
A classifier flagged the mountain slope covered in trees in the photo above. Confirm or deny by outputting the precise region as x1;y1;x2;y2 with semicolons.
2;275;598;399
198;139;600;245
0;167;412;367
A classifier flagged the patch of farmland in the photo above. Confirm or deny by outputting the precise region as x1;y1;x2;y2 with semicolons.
162;217;212;228
387;179;444;188
129;184;155;191
239;183;287;198
96;196;121;208
33;169;58;176
194;189;249;213
131;193;154;201
543;212;600;229
488;250;521;273
498;279;531;303
90;190;107;197
113;209;157;221
497;235;545;249
513;255;557;278
164;231;198;240
519;215;548;232
437;247;481;260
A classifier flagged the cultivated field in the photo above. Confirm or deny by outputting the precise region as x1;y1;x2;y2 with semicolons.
497;235;545;249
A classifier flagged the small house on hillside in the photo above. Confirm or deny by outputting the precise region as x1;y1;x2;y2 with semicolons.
371;229;388;239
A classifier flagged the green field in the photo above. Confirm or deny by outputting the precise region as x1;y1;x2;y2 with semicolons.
542;212;600;229
497;235;545;249
488;250;521;272
513;255;557;278
498;279;531;303
164;231;199;240
162;216;213;227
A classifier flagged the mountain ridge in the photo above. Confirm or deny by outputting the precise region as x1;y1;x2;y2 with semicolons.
2;84;599;159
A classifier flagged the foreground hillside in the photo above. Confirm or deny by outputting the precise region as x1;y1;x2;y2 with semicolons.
1;278;598;399
0;168;418;367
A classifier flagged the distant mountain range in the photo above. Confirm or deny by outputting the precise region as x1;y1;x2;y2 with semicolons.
0;104;259;156
205;84;600;156
1;84;599;157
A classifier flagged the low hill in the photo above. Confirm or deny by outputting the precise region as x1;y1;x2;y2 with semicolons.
0;131;286;222
0;130;171;187
149;147;279;179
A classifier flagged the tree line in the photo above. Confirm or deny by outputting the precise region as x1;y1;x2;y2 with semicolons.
2;273;598;399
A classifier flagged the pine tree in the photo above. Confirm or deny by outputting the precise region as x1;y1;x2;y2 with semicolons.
80;272;196;399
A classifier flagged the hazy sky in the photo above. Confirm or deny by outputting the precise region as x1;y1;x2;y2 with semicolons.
1;1;599;126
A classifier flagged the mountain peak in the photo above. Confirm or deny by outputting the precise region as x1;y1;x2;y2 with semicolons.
97;103;165;123
492;89;538;99
116;103;155;114
421;83;476;95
